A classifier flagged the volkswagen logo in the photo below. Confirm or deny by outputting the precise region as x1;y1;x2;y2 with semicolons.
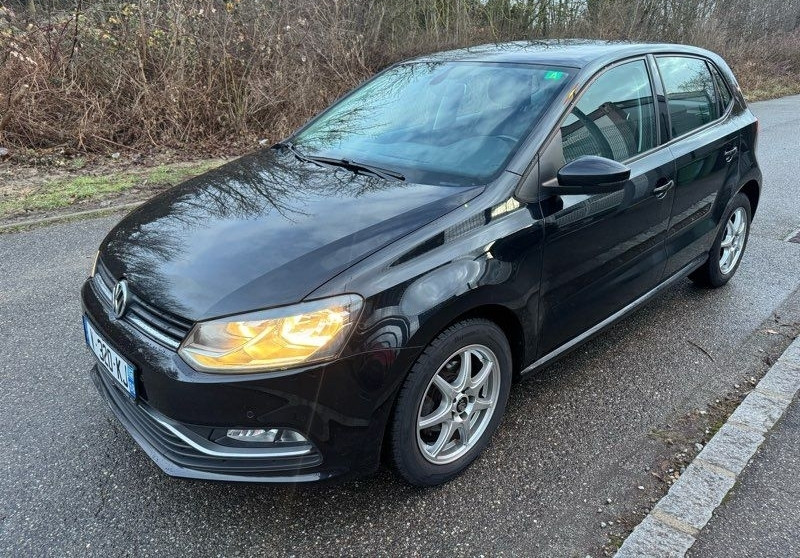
112;279;129;318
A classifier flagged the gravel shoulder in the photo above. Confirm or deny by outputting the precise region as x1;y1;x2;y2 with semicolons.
615;335;800;557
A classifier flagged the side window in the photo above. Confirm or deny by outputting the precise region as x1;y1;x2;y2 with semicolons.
709;64;733;113
656;56;719;137
561;59;656;164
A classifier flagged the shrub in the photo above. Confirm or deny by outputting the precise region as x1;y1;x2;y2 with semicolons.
0;0;798;154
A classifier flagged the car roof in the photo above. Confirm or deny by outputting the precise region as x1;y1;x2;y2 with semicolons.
406;39;717;68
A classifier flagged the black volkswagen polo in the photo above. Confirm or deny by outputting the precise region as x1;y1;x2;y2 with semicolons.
82;40;761;486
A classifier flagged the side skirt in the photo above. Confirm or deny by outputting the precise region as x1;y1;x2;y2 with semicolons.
520;256;707;376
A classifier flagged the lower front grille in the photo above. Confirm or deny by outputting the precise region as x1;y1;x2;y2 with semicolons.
91;366;323;476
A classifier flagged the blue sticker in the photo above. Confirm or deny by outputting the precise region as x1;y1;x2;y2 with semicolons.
82;316;91;347
126;365;137;399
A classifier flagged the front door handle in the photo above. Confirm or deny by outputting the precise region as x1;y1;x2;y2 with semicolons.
724;146;738;162
652;179;674;199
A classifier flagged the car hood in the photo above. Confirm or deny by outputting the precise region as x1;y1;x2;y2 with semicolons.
100;149;483;321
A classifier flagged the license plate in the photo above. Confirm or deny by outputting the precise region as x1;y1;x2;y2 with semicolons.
83;316;136;399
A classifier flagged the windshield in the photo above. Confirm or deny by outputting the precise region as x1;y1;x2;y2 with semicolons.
291;62;573;186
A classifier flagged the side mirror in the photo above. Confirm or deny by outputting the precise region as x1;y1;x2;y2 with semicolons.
546;155;631;195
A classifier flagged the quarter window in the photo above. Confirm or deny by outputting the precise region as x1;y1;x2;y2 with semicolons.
656;56;719;137
561;60;657;164
709;64;733;113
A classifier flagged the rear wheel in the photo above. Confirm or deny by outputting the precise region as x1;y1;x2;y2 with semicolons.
389;319;512;486
690;192;751;288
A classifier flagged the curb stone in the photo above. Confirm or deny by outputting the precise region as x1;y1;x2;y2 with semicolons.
614;334;800;557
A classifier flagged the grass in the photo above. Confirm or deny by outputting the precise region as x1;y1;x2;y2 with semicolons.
607;533;626;550
0;160;223;218
745;81;800;102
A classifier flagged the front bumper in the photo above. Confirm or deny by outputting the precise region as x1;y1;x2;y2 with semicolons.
91;364;328;482
82;278;409;482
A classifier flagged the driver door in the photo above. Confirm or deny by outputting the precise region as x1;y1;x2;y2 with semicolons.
536;58;676;357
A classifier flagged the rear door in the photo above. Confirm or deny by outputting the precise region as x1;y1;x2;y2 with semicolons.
536;58;676;356
656;55;741;276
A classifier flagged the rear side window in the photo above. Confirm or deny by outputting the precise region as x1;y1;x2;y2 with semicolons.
656;56;719;137
561;59;657;163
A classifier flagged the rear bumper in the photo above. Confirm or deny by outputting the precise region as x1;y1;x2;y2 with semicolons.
82;278;410;483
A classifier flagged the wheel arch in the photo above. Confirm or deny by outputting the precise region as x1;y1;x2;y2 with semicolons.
738;179;760;217
379;301;531;462
403;300;532;379
380;303;528;473
449;305;527;377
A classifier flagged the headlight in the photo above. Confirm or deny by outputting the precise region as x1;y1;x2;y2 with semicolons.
178;294;363;373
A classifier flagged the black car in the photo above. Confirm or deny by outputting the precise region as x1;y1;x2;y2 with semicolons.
82;40;761;486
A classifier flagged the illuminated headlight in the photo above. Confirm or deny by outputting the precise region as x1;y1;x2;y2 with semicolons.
178;294;363;373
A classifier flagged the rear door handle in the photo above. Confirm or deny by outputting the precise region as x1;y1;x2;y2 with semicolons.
652;179;674;198
724;146;738;162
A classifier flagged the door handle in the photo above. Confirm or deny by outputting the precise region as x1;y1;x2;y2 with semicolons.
724;146;738;162
652;179;674;198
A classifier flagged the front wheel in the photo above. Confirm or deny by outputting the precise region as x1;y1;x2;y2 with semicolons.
389;319;512;486
690;192;752;288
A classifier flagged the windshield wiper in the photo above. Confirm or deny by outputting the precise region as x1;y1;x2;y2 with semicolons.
275;141;316;165
304;156;405;181
276;142;404;181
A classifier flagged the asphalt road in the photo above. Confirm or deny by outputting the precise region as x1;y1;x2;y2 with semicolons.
2;95;800;557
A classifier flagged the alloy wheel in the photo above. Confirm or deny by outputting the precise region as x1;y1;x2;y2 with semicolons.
416;344;501;465
719;206;748;275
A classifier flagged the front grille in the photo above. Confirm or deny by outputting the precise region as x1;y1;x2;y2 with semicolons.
92;366;323;476
92;260;192;349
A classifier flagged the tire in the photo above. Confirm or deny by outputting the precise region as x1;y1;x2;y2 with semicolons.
389;319;512;486
689;192;752;288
